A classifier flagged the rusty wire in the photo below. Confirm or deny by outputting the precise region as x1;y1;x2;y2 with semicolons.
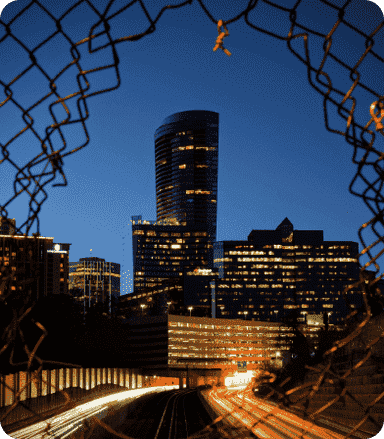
0;0;384;437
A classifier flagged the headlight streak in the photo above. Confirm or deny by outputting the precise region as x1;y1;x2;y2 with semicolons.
10;385;179;438
203;387;369;439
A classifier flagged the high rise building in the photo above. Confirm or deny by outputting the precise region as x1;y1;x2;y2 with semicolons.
0;219;71;300
212;217;363;325
69;257;121;315
123;111;219;315
154;110;219;243
46;242;71;295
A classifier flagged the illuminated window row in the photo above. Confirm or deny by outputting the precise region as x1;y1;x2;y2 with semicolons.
179;164;209;169
134;231;208;238
274;245;302;249
308;258;357;262
239;257;283;262
177;146;216;151
229;251;266;256
185;190;211;194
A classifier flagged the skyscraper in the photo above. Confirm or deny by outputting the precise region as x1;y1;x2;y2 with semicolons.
69;257;120;315
121;111;219;316
154;110;219;251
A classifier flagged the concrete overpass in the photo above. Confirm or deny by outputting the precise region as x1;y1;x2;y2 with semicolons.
139;365;226;389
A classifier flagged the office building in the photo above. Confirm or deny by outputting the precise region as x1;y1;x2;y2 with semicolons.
69;257;121;314
119;264;219;318
46;242;71;295
154;110;219;241
0;219;71;300
128;214;217;312
212;217;363;325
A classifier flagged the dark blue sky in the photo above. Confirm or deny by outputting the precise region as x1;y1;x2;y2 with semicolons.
1;0;383;295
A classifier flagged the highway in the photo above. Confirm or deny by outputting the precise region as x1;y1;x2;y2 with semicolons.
6;384;381;439
203;385;377;439
5;386;179;439
5;386;216;439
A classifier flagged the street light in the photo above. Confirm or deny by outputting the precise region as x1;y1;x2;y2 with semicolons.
188;306;193;316
244;311;248;320
140;304;146;314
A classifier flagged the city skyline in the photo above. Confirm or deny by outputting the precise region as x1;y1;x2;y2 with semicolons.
1;0;382;296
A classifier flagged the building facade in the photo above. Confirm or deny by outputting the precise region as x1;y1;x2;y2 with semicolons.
130;214;216;311
46;242;71;295
154;110;219;246
69;257;121;315
126;314;334;372
119;264;219;319
0;220;71;300
212;217;363;325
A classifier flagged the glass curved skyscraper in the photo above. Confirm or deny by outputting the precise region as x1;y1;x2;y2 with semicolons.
154;110;219;242
125;111;219;317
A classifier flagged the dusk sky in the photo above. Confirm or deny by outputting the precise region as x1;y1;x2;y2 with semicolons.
1;0;383;296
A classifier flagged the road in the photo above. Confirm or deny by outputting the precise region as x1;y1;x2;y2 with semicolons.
203;386;377;439
6;386;217;439
6;384;379;439
6;386;178;439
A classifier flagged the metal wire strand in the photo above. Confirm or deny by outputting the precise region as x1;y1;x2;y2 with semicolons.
1;0;384;437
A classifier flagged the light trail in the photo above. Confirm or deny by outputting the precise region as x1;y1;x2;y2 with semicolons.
203;387;372;439
8;385;179;439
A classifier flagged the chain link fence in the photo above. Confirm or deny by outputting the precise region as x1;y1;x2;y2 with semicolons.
1;0;384;437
